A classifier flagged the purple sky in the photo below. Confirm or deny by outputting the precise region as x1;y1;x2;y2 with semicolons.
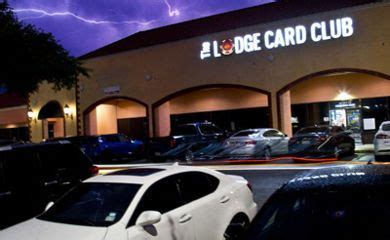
8;0;273;57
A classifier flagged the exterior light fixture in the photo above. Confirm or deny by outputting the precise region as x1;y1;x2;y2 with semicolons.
27;108;36;123
64;104;73;119
336;91;353;101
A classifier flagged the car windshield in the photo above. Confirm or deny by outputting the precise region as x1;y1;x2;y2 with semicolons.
171;125;197;135
199;124;223;135
248;187;390;240
296;127;329;134
38;183;141;227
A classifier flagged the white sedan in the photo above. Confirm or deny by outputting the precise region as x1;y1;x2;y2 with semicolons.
374;121;390;160
0;165;257;240
224;128;289;158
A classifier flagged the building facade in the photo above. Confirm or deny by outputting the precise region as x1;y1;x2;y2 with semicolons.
2;0;389;143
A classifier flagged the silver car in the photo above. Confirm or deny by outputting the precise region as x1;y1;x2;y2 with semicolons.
223;128;289;158
374;121;390;160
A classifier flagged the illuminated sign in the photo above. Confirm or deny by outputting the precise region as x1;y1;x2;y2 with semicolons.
200;17;354;60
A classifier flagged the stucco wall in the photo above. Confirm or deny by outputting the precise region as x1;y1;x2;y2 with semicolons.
291;73;390;104
29;83;77;142
74;2;389;134
169;88;268;114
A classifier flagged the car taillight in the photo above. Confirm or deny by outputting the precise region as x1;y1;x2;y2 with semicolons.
89;165;99;176
376;134;390;139
245;140;257;145
247;182;253;192
170;139;177;148
318;137;327;142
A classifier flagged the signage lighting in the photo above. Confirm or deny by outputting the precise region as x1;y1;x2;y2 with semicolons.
200;17;354;60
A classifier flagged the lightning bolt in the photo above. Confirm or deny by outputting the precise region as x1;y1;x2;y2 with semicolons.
163;0;180;17
13;8;156;26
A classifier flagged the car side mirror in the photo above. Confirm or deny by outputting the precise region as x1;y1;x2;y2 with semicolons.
45;201;54;211
136;211;162;227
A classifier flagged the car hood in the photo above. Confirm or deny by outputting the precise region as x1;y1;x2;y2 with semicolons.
0;219;108;240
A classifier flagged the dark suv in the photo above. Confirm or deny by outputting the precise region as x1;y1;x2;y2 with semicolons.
0;142;97;229
245;163;390;240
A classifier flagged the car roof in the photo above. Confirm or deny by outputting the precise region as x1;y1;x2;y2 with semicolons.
234;128;275;134
280;165;390;193
0;141;73;152
86;165;220;185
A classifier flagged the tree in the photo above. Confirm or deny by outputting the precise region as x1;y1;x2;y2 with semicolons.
0;1;89;96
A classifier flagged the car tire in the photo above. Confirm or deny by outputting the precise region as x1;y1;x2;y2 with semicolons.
224;213;250;240
184;150;194;163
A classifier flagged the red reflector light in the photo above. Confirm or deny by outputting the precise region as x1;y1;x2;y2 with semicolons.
89;166;99;176
376;134;390;139
170;139;177;148
245;140;257;145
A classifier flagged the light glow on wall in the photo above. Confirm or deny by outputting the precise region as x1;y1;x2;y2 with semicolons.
335;90;353;101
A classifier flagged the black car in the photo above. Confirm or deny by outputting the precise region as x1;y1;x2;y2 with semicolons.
245;162;390;240
0;142;98;229
289;125;355;158
149;122;225;161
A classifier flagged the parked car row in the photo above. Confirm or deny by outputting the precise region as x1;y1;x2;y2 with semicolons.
155;124;356;162
45;134;145;164
2;163;390;239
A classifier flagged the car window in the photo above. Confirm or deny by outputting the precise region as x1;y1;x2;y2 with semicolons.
171;125;197;136
382;124;390;131
199;125;223;135
178;172;219;203
38;183;141;227
103;135;121;142
233;130;260;137
297;127;328;134
263;130;284;138
129;174;182;226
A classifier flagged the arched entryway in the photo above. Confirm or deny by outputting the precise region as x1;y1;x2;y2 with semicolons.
153;84;272;137
83;96;149;139
38;100;65;139
278;69;390;143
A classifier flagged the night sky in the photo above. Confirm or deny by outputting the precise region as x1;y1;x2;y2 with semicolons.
8;0;273;57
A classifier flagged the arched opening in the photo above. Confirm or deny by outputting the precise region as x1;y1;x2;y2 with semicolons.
83;97;148;139
38;100;65;139
153;84;271;137
278;69;390;144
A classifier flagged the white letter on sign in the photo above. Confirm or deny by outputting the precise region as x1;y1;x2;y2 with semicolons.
341;17;354;37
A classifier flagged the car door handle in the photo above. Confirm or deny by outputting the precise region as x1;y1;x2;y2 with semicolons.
60;181;71;186
44;180;58;187
220;196;230;203
178;214;192;223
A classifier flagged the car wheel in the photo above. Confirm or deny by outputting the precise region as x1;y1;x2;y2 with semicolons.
224;214;250;240
184;150;194;163
264;147;272;160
